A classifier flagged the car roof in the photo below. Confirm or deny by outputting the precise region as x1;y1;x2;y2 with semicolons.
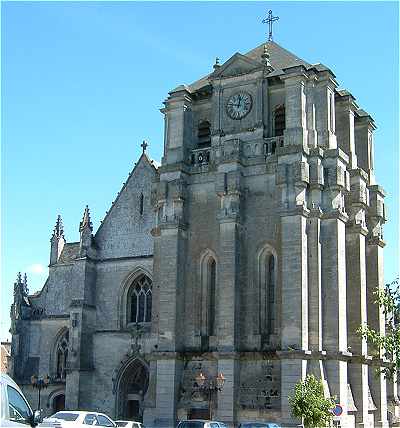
0;373;23;392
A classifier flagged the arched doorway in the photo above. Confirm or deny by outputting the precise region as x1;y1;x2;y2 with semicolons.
116;358;149;422
52;394;65;413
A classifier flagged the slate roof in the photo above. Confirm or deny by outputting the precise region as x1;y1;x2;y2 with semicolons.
58;242;80;263
188;41;313;92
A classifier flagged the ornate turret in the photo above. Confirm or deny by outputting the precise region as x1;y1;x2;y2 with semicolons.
50;215;65;265
10;272;30;329
79;205;93;256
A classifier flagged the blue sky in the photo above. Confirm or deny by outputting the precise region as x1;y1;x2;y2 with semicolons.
1;1;399;341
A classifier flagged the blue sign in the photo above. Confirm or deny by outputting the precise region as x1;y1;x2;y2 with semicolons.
332;404;343;417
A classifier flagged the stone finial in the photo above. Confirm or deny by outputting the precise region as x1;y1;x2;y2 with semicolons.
213;57;221;70
79;205;93;232
51;215;64;240
261;44;273;70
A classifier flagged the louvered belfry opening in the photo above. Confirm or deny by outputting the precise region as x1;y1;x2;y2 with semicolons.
197;120;211;146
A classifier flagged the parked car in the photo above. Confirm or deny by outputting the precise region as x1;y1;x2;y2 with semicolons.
40;411;116;428
115;421;145;428
238;423;281;428
0;372;41;427
177;421;228;428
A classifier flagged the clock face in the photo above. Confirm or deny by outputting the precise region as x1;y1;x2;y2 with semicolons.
226;91;252;120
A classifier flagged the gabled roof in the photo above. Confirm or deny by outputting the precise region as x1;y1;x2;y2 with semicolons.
95;152;158;238
188;40;311;92
245;41;310;71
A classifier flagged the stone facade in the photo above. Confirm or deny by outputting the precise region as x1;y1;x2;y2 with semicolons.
9;40;398;427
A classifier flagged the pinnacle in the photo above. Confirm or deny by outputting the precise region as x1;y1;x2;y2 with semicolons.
51;215;65;240
80;205;93;232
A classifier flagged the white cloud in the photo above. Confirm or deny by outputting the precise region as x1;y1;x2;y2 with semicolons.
27;264;46;275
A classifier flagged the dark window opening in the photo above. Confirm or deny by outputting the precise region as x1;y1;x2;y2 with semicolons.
208;259;216;336
139;193;144;215
274;105;285;137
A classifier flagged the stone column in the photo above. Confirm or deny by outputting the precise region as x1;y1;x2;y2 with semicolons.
315;70;338;149
320;150;349;420
345;168;370;425
335;90;358;169
281;65;308;148
161;86;192;165
152;175;187;426
216;356;238;427
366;185;389;427
307;206;323;351
277;150;310;426
355;111;376;185
154;357;182;428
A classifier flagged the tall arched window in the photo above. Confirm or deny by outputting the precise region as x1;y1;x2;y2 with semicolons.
267;255;275;335
127;275;152;324
139;193;144;216
200;252;217;338
274;105;285;137
55;330;69;380
258;248;277;343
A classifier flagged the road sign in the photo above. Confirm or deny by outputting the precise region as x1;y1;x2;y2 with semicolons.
332;404;343;417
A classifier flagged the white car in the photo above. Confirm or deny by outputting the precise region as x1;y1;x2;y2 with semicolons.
0;372;40;427
177;421;228;428
40;411;116;428
115;421;145;428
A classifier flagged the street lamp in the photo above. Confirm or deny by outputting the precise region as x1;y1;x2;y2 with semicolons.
31;375;50;416
195;372;225;420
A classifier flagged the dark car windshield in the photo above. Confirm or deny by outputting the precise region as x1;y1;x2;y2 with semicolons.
116;423;128;427
178;422;205;428
52;412;80;421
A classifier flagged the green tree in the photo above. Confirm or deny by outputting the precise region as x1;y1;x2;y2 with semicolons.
358;278;399;379
289;374;335;428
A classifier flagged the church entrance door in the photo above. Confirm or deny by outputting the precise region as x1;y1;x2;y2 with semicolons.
116;358;149;422
52;394;65;413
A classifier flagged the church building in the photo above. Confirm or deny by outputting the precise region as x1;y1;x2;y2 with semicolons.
9;34;398;427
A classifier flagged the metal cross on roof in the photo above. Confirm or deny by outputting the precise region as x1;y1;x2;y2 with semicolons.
262;10;280;42
141;140;148;153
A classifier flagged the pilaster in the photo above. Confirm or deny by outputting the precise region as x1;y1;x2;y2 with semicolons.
366;184;389;427
335;90;358;169
315;70;338;149
281;65;308;149
215;169;242;351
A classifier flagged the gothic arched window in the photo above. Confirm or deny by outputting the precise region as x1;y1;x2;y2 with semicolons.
198;121;211;146
274;105;285;137
200;252;217;338
55;330;69;380
258;248;277;343
127;275;152;324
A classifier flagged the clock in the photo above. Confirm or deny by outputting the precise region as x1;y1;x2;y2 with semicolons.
226;91;252;120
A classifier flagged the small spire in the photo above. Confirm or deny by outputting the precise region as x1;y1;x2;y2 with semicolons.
213;57;221;70
141;140;148;154
16;272;22;285
79;205;93;232
23;273;29;296
51;215;64;240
